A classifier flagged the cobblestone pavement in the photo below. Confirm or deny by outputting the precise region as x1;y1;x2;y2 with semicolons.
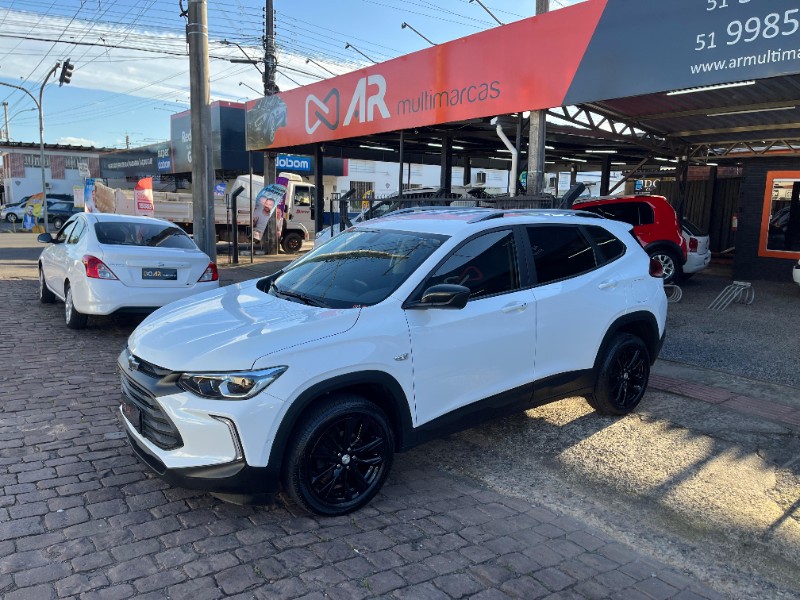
0;244;746;600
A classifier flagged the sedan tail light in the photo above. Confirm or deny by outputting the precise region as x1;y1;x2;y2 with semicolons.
198;262;218;282
83;255;118;280
688;237;699;252
649;257;664;279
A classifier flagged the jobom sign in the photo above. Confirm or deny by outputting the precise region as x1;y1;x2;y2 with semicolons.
277;155;312;172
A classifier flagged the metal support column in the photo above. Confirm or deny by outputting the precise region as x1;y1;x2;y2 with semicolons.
463;155;471;186
398;130;404;199
600;155;611;196
440;135;453;193
527;0;549;195
314;143;324;234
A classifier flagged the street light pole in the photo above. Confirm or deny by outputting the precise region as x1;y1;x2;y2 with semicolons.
0;62;60;230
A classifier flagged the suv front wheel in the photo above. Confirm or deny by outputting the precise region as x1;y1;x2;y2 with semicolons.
283;395;394;516
589;333;650;416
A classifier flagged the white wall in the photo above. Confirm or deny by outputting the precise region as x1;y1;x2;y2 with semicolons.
335;159;511;197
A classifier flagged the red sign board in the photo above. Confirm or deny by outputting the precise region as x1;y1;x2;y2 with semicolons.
246;1;607;150
247;0;800;150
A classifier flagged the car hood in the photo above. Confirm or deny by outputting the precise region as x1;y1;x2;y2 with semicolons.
128;279;361;372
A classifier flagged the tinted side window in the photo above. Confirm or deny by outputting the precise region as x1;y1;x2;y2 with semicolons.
67;219;87;244
585;225;625;265
528;226;596;285
55;221;76;244
427;230;519;300
639;203;655;225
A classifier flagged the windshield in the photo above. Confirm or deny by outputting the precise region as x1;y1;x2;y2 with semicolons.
95;222;197;249
271;228;447;308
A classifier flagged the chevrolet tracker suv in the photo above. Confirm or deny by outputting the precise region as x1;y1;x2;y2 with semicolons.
572;195;687;284
119;208;667;516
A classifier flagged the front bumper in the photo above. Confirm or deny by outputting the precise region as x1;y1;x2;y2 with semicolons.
118;349;283;500
126;430;279;501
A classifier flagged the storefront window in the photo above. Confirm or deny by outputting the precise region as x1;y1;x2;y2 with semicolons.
760;172;800;258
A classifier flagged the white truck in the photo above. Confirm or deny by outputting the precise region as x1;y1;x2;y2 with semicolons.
110;172;316;254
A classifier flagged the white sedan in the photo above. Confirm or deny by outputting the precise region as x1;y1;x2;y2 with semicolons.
38;213;219;329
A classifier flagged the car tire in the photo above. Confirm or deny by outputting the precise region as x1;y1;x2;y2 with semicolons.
6;213;18;223
649;249;680;284
53;217;64;230
39;267;55;304
283;395;394;516
281;232;303;254
588;333;650;416
64;284;88;330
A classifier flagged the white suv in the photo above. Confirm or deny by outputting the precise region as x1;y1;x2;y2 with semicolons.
120;209;667;515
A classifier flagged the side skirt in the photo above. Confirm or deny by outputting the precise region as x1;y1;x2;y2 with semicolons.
404;369;595;450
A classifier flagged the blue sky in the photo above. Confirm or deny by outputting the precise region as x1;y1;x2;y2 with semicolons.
0;0;584;149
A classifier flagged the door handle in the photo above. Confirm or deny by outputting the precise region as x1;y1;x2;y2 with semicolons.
598;279;618;290
501;301;528;313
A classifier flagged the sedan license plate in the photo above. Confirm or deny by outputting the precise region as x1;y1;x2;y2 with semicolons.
121;396;142;432
142;268;177;280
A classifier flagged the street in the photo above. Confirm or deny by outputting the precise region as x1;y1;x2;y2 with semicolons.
0;231;798;600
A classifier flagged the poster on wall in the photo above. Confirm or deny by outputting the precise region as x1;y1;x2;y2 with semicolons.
252;176;288;242
134;178;155;217
762;173;800;256
73;185;84;208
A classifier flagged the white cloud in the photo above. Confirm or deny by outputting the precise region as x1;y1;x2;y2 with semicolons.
56;136;99;147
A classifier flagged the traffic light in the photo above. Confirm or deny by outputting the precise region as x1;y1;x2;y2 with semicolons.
59;59;74;86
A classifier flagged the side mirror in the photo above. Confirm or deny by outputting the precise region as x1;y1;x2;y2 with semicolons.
37;233;54;244
407;284;470;310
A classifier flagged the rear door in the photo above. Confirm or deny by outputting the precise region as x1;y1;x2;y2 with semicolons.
527;224;629;379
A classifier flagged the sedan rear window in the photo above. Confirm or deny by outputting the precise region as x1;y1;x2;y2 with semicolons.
95;222;196;249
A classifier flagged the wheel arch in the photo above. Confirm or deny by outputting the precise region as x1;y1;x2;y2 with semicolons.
594;311;661;369
267;371;414;474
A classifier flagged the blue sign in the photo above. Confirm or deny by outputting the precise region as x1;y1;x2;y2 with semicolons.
214;183;226;198
277;154;312;173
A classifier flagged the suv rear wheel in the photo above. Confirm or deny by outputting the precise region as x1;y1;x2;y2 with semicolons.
649;249;680;284
589;333;650;415
283;395;394;516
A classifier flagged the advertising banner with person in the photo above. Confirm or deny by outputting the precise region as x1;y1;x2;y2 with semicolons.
23;193;45;232
134;177;155;217
252;176;289;243
84;178;96;213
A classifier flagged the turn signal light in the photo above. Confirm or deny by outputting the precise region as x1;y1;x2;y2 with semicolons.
198;262;218;282
649;257;664;279
83;255;118;280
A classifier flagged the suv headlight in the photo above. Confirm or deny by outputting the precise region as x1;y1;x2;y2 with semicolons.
177;366;287;400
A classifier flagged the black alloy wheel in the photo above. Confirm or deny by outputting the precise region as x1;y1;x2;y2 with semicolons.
53;217;64;230
589;333;650;416
284;396;394;516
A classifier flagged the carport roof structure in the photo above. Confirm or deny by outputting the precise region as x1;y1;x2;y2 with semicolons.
250;0;800;176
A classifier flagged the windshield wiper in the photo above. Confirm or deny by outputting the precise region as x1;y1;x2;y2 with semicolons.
271;282;328;308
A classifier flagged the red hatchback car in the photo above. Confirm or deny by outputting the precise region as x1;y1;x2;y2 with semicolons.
572;195;687;284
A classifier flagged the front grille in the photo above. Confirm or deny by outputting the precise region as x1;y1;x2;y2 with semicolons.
120;371;183;450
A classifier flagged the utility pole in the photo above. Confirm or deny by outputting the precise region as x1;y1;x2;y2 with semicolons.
263;0;278;185
186;0;216;261
527;0;549;195
2;102;9;141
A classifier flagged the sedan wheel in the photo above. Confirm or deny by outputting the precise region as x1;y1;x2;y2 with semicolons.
64;285;88;329
284;395;394;516
6;213;18;223
589;333;650;416
39;268;55;304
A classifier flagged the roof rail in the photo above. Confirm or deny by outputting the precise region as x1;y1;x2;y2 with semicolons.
467;211;505;224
